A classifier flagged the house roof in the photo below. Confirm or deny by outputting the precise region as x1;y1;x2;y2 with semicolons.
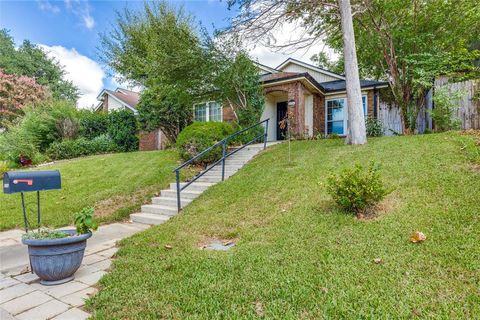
319;79;389;93
105;89;140;108
95;87;140;112
275;58;345;80
254;62;280;75
259;71;388;94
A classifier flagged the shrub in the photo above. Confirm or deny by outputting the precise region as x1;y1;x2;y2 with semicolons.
430;87;464;132
107;110;138;152
366;118;384;137
176;122;235;164
47;135;119;160
0;161;8;175
0;125;46;166
79;111;108;139
326;162;389;215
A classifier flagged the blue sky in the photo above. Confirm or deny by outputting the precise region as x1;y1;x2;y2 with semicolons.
0;0;322;108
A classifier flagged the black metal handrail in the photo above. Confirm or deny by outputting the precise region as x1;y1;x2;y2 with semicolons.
173;118;270;212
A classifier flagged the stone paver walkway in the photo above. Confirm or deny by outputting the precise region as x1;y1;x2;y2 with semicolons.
0;222;149;319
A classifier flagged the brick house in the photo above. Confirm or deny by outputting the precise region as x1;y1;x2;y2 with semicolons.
97;58;388;150
95;87;167;151
193;58;388;141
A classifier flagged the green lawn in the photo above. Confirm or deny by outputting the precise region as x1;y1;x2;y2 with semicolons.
89;132;479;319
0;150;185;231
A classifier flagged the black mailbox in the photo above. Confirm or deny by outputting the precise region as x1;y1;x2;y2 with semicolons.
3;170;61;194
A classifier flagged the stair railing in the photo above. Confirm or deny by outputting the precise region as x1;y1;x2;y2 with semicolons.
173;118;270;212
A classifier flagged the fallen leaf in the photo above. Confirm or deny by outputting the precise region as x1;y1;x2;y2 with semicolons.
223;241;234;246
164;244;173;249
373;258;383;264
410;231;427;243
320;287;328;293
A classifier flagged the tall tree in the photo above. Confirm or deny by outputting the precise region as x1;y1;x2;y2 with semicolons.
338;0;366;144
101;1;264;141
318;0;480;132
227;0;368;144
0;29;79;103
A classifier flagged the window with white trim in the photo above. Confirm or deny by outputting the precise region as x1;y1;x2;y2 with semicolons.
193;101;222;122
326;96;367;135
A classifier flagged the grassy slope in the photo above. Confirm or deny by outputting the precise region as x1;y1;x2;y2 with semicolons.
89;133;480;319
0;150;184;230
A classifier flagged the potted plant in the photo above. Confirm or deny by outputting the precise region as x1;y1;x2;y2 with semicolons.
22;207;98;285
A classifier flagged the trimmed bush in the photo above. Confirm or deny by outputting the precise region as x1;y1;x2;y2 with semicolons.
366;118;384;137
176;122;235;164
47;135;119;160
326;162;389;215
79;111;109;139
107;110;138;152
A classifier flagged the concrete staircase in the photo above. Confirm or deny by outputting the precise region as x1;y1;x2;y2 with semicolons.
130;142;278;225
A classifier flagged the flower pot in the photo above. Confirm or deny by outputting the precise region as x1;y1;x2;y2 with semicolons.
22;229;92;286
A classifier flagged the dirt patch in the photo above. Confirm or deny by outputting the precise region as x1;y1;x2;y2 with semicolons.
94;187;157;218
469;163;480;173
357;193;401;221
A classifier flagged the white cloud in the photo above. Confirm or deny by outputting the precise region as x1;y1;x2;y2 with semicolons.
83;15;95;29
39;44;105;109
63;0;95;30
37;0;61;14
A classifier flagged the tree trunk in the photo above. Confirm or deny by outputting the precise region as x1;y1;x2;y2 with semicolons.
338;0;367;144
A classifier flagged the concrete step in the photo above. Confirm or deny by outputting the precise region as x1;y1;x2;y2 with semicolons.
130;213;171;225
141;204;178;216
161;189;203;199
170;182;214;192
152;196;192;207
196;176;224;183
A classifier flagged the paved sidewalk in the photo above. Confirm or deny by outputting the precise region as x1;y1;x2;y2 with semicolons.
0;222;149;319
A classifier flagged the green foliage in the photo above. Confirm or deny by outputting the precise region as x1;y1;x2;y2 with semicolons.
212;49;265;126
430;87;464;132
0;100;80;165
100;2;210;92
365;118;384;137
0;161;8;175
137;87;192;143
0;29;78;103
46;135;119;160
176;122;235;164
79;111;109;139
107;110;138;152
327;162;389;214
74;207;98;235
310;52;344;74
22;229;69;240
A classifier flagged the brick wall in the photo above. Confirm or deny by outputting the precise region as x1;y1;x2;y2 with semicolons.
139;130;158;151
313;93;325;135
263;81;308;136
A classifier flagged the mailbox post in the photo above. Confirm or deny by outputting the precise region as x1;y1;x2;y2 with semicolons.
3;170;61;232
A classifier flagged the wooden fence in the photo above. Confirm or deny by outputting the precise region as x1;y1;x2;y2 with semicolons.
379;78;480;134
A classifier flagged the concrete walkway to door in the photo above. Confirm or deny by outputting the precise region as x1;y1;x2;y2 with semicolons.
0;222;149;320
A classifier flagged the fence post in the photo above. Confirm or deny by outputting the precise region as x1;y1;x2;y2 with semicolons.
263;119;269;150
175;170;181;212
221;140;227;181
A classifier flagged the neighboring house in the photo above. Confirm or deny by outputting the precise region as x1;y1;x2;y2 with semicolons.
193;58;388;141
95;87;167;151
